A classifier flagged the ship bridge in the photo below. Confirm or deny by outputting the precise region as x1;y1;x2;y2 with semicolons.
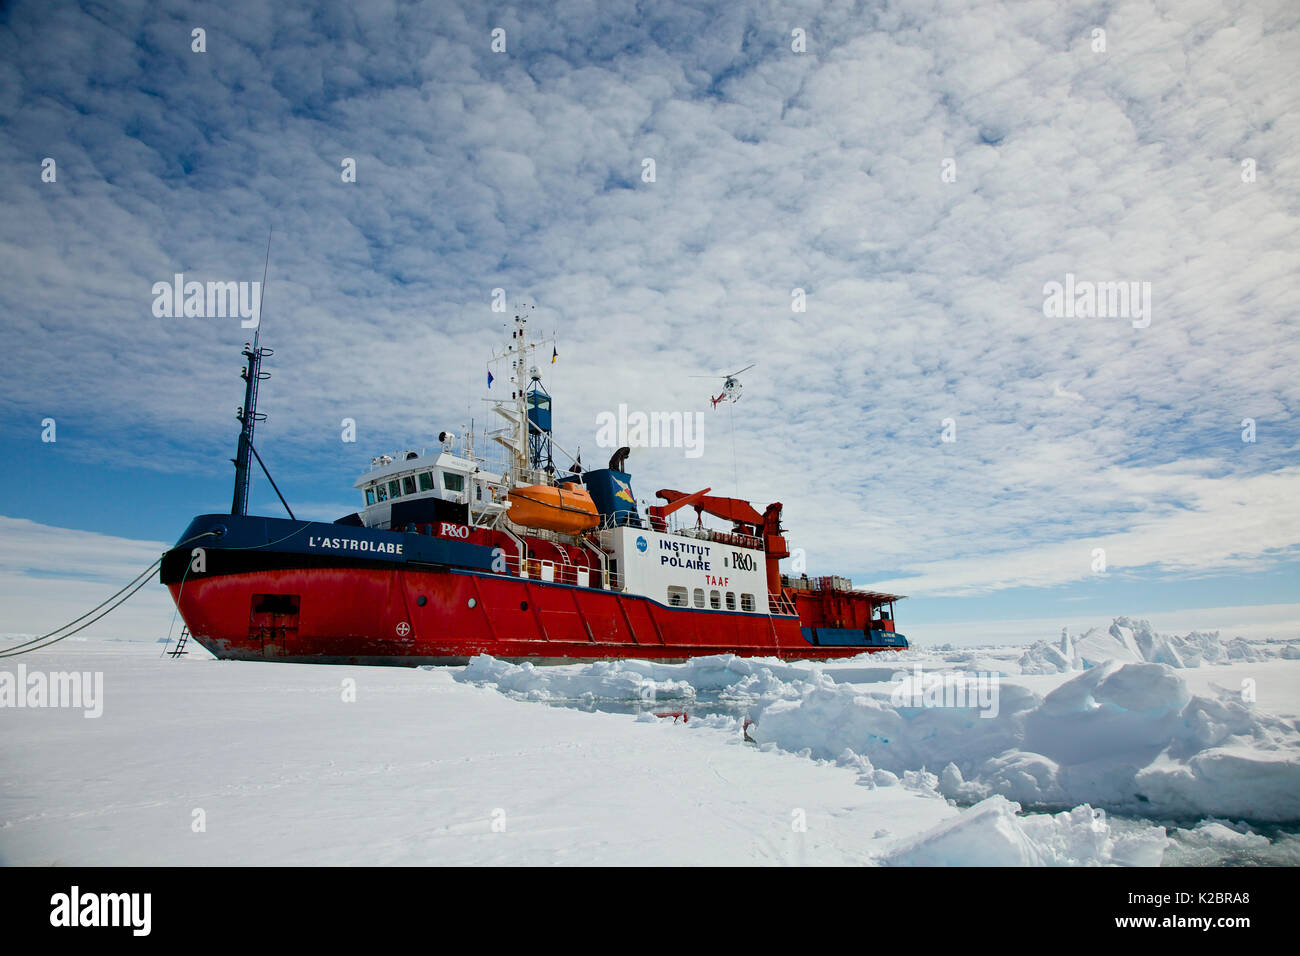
351;445;505;531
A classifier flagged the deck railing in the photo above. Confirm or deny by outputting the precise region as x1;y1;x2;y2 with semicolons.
768;592;798;616
488;551;622;591
670;525;764;550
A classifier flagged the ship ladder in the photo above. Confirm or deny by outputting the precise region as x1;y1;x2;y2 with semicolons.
168;625;191;658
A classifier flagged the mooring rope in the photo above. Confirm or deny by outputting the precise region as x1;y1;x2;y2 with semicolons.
0;530;219;659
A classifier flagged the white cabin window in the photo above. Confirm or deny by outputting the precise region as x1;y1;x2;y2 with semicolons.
444;472;465;492
365;488;376;506
419;472;435;492
693;588;705;608
667;586;688;607
709;590;721;610
388;479;402;499
725;592;736;610
741;593;756;612
376;485;388;502
403;475;417;495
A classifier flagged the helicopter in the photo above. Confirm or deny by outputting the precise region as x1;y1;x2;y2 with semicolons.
692;364;755;408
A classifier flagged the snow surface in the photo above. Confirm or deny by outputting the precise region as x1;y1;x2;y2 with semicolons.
3;619;1298;866
879;796;1166;867
0;643;960;866
455;620;1300;823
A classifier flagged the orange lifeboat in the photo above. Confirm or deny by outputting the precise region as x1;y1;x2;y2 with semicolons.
507;482;600;533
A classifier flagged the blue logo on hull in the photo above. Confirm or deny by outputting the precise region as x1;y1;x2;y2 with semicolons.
636;536;648;552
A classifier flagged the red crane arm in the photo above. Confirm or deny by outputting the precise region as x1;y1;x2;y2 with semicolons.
653;488;764;527
646;487;712;521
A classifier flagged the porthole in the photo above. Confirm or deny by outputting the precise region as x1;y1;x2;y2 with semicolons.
468;597;477;609
520;601;529;611
416;595;427;607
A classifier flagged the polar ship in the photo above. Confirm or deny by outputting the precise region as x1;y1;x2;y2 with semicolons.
162;315;907;664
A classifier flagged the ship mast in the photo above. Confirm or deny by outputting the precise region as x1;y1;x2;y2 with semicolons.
487;304;554;488
231;232;273;516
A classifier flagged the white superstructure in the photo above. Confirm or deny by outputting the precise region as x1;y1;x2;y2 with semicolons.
353;447;506;529
601;525;768;612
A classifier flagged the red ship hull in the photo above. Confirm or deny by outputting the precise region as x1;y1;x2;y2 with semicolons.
169;564;896;665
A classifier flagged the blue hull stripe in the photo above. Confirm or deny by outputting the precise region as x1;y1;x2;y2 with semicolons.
800;626;908;648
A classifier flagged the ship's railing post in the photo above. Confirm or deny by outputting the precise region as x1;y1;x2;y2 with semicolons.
768;591;797;616
492;543;621;591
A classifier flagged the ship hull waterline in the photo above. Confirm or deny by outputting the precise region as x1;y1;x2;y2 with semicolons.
166;561;905;666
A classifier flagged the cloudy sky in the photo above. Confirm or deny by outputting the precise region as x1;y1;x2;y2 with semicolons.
1;0;1297;644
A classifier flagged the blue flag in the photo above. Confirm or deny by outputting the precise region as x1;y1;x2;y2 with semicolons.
487;370;494;388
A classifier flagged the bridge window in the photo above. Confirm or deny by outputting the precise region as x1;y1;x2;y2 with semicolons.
725;592;736;610
741;593;756;612
403;475;417;495
376;484;388;502
388;479;402;499
709;590;721;610
667;586;688;607
693;588;705;608
444;472;465;492
365;488;376;506
419;472;435;492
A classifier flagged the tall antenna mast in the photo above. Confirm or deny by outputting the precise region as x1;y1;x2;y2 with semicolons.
231;229;273;516
485;301;555;487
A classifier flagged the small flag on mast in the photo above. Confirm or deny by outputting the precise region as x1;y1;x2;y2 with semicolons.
551;345;557;364
487;370;494;388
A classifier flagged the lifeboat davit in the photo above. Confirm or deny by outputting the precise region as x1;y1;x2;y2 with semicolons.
507;482;600;533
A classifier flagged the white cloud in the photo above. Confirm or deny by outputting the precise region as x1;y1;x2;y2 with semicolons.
871;465;1300;595
0;0;1296;600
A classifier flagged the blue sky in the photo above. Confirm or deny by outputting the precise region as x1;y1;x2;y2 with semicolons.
1;0;1298;645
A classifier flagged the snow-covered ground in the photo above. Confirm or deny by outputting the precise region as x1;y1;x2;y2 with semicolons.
2;619;1298;866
